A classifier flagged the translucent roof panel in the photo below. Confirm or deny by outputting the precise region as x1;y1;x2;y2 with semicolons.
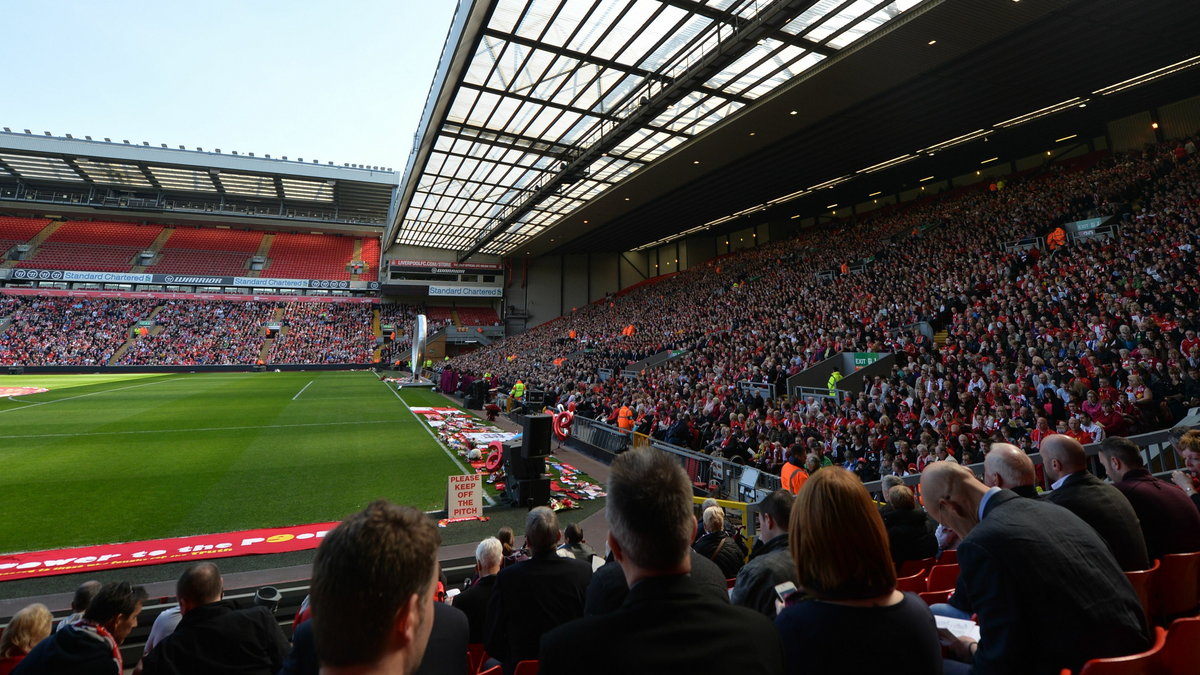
0;153;81;182
149;166;219;192
215;173;278;198
73;158;155;188
394;0;929;253
280;177;335;202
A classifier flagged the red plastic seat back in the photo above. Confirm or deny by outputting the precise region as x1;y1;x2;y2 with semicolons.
1162;617;1200;674
1123;559;1159;625
1076;626;1166;675
1153;551;1200;620
926;563;960;593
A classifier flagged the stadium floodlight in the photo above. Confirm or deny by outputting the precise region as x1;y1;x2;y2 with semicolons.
85;136;92;140
24;129;31;134
142;141;149;146
160;143;167;148
248;152;254;157
44;131;51;136
2;127;8;132
105;138;111;142
66;134;73;139
123;140;130;144
179;145;185;149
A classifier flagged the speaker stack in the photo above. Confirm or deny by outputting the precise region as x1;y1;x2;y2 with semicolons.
505;414;552;507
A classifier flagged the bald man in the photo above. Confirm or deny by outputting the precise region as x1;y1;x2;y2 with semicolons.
921;463;1147;674
1040;434;1150;571
982;443;1038;499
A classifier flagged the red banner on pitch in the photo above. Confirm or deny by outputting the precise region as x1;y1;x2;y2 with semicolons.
0;521;340;582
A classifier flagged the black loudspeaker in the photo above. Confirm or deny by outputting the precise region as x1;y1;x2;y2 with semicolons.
8;366;23;375
471;380;490;399
522;414;552;459
507;477;551;508
504;440;545;481
464;394;482;410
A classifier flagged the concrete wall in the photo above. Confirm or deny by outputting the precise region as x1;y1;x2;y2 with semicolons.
1158;95;1200;140
1108;111;1156;152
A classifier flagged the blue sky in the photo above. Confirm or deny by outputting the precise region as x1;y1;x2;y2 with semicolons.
0;1;460;169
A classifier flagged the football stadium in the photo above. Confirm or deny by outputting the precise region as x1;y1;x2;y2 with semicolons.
3;0;1200;672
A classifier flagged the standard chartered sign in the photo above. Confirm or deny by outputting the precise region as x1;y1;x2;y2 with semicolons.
8;268;378;290
428;285;503;297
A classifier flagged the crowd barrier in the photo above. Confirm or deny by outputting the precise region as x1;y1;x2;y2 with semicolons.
570;415;781;501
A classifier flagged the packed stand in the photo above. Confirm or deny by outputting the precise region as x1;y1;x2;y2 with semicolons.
450;140;1200;482
268;302;375;364
0;296;157;366
119;300;276;366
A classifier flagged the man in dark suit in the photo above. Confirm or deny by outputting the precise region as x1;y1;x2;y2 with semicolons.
141;563;290;675
484;507;592;674
1100;436;1200;560
452;537;502;643
1040;434;1151;571
921;462;1148;675
540;448;782;674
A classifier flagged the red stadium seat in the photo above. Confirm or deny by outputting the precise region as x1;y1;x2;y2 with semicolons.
1162;617;1200;674
1152;552;1200;621
1124;559;1159;625
1074;626;1166;675
898;557;936;579
925;564;959;593
918;589;951;606
895;571;926;594
479;666;502;675
467;643;488;674
514;660;540;675
938;549;958;564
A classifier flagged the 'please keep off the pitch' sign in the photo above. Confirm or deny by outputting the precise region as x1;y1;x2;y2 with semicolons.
447;474;483;519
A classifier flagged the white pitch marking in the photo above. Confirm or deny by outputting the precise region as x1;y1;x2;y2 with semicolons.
0;419;397;440
292;380;315;401
379;377;496;507
0;378;176;415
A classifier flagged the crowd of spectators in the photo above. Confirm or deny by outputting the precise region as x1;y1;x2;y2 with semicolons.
120;299;277;366
0;297;424;366
451;141;1200;484
0;297;157;366
268;302;376;364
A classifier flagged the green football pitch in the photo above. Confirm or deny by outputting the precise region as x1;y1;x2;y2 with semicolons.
0;371;467;554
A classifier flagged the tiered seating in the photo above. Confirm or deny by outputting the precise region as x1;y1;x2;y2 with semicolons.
426;307;454;324
18;221;163;272
359;237;380;281
0;216;51;246
263;232;355;280
456;307;500;326
154;227;265;276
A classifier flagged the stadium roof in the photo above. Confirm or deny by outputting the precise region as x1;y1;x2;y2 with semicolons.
390;0;1200;260
390;0;927;256
0;133;398;231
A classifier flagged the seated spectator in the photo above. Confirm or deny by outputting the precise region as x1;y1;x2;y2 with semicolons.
1099;436;1200;559
982;443;1039;499
308;499;441;675
731;490;799;618
777;467;942;674
921;463;1148;674
452;537;503;643
0;604;52;675
692;506;746;579
1040;434;1150;571
558;523;597;563
14;581;147;675
141;563;289;675
496;526;529;566
55;581;100;632
1169;429;1200;511
539;448;783;674
484;507;592;674
882;485;938;567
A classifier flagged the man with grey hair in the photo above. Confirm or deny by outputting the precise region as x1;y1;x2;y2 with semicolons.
983;443;1038;499
540;447;782;674
452;537;503;643
484;507;591;674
